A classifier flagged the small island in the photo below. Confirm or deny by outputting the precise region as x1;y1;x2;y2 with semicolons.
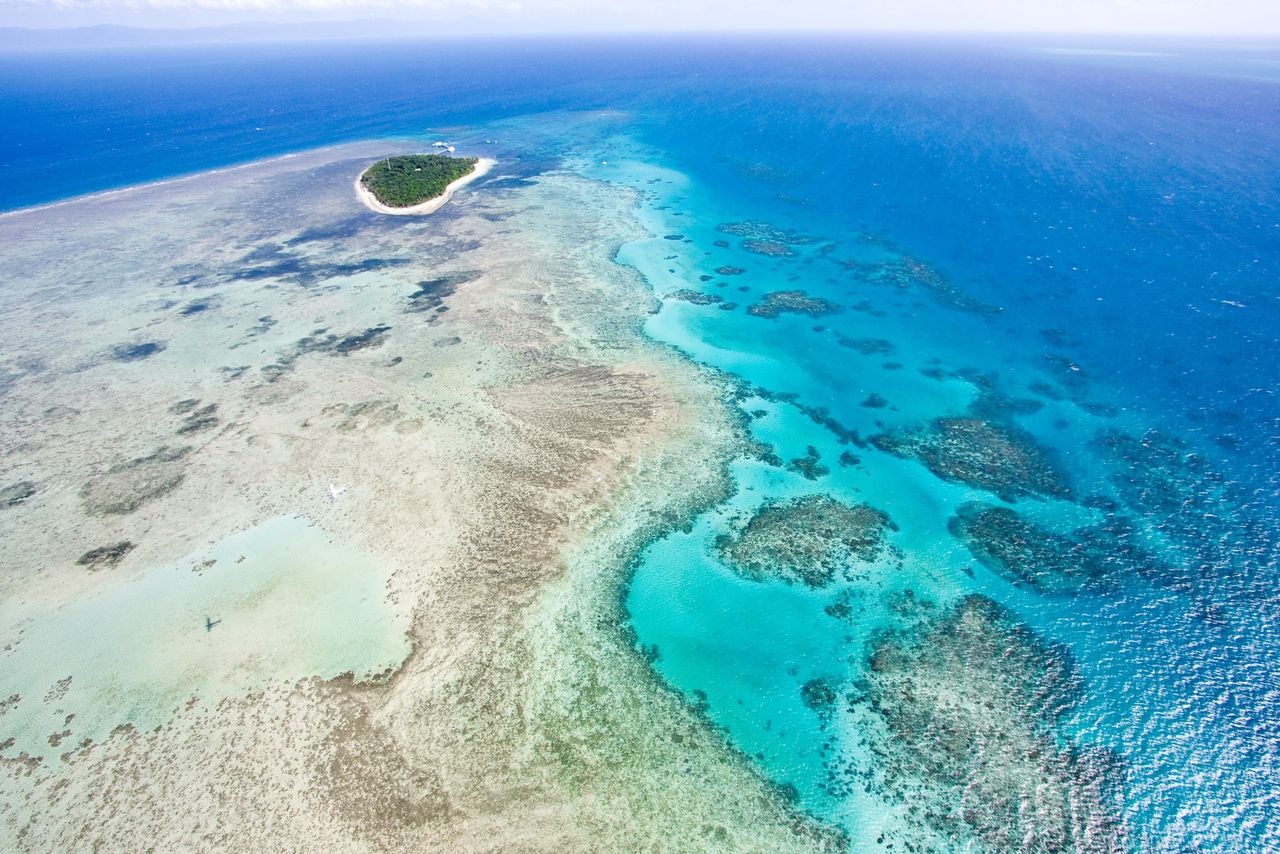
355;153;496;215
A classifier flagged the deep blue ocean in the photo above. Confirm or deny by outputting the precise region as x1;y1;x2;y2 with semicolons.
3;35;1279;849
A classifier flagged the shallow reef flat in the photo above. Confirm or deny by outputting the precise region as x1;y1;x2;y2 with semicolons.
0;134;838;850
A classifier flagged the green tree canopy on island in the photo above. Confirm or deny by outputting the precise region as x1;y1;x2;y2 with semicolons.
361;154;479;208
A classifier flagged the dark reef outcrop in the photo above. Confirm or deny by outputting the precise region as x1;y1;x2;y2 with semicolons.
109;341;166;362
1;481;37;508
716;221;820;246
406;271;480;314
81;446;191;515
667;289;724;306
860;595;1126;852
949;502;1148;595
76;541;136;570
873;416;1071;501
716;495;893;587
747;290;843;320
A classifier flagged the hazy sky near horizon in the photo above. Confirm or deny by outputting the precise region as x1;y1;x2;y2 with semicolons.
4;0;1280;35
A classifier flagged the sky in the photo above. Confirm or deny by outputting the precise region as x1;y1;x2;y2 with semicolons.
2;0;1279;35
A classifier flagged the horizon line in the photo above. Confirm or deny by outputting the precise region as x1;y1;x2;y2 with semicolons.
4;23;1280;39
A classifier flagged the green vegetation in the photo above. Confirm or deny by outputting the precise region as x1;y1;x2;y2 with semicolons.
360;154;479;208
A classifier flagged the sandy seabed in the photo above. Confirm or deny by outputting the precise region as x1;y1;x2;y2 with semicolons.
0;133;841;851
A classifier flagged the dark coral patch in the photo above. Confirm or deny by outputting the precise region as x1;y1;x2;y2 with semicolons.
950;502;1147;595
787;445;830;480
970;391;1044;420
81;446;190;516
76;541;136;570
109;341;166;362
837;337;895;355
1091;428;1245;588
172;401;219;435
716;221;820;246
229;244;410;286
406;271;480;314
800;678;839;714
862;595;1125;851
838;254;1001;315
873;417;1071;501
716;495;892;588
667;289;724;306
1;481;36;508
747;290;843;319
284;217;369;246
1092;428;1216;518
742;240;795;257
291;326;392;358
177;416;220;435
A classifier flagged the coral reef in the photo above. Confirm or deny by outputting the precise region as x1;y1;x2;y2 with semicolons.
109;342;166;362
838;254;1001;315
1;481;36;508
667;289;724;306
405;272;479;314
786;445;830;480
229;243;409;287
742;240;796;257
836;336;895;355
860;595;1126;852
716;221;820;245
716;495;893;587
175;402;220;435
747;290;843;320
80;446;191;516
873;416;1071;501
261;326;393;382
949;502;1147;595
76;541;136;570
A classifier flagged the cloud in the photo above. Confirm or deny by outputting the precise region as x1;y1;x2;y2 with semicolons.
7;0;513;9
2;0;1277;35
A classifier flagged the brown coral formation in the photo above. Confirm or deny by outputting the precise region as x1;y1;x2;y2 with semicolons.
862;595;1126;852
950;502;1148;595
747;290;843;319
873;416;1071;501
716;495;893;587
